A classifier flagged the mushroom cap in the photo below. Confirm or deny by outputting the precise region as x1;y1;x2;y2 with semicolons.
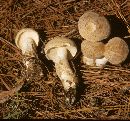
81;40;105;59
15;28;39;49
104;37;129;64
78;11;110;42
44;36;77;61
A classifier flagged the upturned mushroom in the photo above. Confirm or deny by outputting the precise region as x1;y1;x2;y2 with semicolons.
81;40;105;67
44;36;78;106
15;28;44;80
78;11;111;42
103;37;129;65
15;28;39;57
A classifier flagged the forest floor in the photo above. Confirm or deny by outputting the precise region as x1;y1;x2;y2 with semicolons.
0;0;130;119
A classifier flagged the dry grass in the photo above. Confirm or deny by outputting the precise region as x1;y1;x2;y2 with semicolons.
0;0;130;119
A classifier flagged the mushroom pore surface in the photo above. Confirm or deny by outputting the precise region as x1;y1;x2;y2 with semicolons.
78;11;110;42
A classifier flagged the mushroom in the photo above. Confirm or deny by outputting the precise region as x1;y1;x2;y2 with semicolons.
103;37;129;65
44;36;78;106
15;28;39;57
81;40;105;67
15;28;44;80
78;11;111;42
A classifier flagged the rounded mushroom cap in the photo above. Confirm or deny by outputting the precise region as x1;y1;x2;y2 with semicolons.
44;36;77;60
104;37;129;64
81;40;105;59
78;11;110;42
15;28;39;49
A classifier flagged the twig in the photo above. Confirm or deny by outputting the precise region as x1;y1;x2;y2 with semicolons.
1;79;11;91
0;80;24;103
0;37;21;55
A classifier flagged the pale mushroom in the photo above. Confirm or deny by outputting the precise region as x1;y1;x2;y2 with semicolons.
44;36;78;106
81;40;105;67
15;28;44;79
103;37;129;65
78;11;111;42
15;28;39;57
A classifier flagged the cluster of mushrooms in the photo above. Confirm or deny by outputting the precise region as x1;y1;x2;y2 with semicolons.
15;11;129;106
79;11;129;67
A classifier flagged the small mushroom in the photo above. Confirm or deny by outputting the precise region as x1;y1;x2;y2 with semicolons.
104;37;129;65
44;36;78;106
15;28;44;80
15;28;39;57
81;40;105;67
78;11;110;42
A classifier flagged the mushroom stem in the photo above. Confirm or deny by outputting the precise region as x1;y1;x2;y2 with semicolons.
55;59;76;90
83;56;95;66
21;38;37;57
54;47;77;105
83;56;108;67
56;61;76;87
96;57;108;67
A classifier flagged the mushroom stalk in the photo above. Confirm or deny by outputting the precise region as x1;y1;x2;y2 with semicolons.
20;38;37;57
83;56;108;67
83;56;95;66
53;47;77;106
44;36;78;106
55;48;76;89
95;57;108;67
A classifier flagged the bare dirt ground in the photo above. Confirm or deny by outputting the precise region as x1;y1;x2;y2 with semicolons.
0;0;130;119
